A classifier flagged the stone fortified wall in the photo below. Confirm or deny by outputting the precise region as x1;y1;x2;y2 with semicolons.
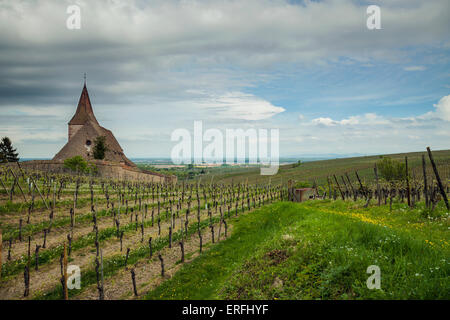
5;160;176;183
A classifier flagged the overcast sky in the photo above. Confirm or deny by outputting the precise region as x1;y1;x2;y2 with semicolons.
0;0;449;158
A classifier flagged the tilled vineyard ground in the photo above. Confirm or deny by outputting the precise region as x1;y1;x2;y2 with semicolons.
0;192;158;226
1;181;272;300
1;202;202;298
1;195;205;260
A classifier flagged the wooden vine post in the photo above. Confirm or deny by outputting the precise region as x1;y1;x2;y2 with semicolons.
340;176;349;197
179;241;185;263
374;165;380;206
131;268;138;296
19;218;23;241
355;170;365;198
100;249;104;299
24;264;30;297
26;168;49;210
327;176;332;199
345;173;355;200
148;237;153;258
0;230;2;279
287;179;292;201
405;156;411;207
35;244;41;271
422;154;429;208
7;238;12;261
210;225;215;243
223;219;228;238
427;147;449;210
158;254;165;277
333;175;345;201
125;248;130;267
24;235;31;297
8;168;27;202
63;243;68;300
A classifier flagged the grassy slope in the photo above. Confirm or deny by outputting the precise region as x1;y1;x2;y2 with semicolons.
195;149;450;186
144;200;449;300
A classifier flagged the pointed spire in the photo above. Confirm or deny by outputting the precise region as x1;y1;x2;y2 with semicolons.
68;80;99;125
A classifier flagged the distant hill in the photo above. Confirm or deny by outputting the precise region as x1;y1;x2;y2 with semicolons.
195;149;450;186
19;158;51;162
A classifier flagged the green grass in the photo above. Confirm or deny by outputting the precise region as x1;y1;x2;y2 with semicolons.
144;201;449;300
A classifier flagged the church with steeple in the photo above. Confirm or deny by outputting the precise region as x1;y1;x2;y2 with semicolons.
53;81;135;167
16;79;175;183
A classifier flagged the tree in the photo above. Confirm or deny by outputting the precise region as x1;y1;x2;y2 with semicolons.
64;156;98;175
0;137;19;162
376;156;406;182
293;160;302;168
64;156;88;174
93;136;108;160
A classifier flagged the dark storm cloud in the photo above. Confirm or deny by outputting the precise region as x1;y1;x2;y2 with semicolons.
0;0;448;108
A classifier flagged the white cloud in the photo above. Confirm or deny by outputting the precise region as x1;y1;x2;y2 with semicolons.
433;95;450;121
312;94;384;103
0;125;66;143
197;92;285;121
294;95;449;155
403;66;426;71
339;116;359;125
312;117;337;126
15;106;69;118
311;113;389;127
